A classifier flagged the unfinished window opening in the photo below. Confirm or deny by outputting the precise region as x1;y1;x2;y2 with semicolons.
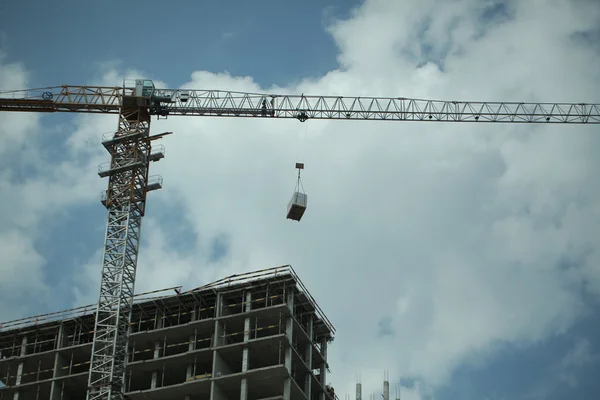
53;349;92;379
294;302;312;336
2;371;15;387
312;327;320;345
248;340;282;370
217;318;245;346
314;336;325;354
192;291;217;320
214;348;242;376
130;341;158;362
194;333;213;350
178;305;193;325
290;361;305;390
196;302;216;320
73;348;92;375
251;289;267;310
248;376;284;400
14;382;52;399
221;329;244;345
127;367;158;392
214;379;241;400
290;339;305;366
23;328;60;356
130;308;156;333
188;353;214;380
35;336;56;353
252;314;283;340
163;337;190;357
221;292;244;316
161;304;180;329
162;362;188;387
20;354;55;384
69;358;90;375
0;335;21;359
269;286;285;307
137;306;167;331
64;321;94;347
312;386;324;400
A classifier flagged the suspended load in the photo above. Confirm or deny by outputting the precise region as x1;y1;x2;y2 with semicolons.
287;163;307;221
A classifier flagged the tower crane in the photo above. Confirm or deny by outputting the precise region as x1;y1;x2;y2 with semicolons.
1;79;599;400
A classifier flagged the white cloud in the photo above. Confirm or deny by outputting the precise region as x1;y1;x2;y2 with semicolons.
0;54;51;321
2;0;600;399
0;230;49;321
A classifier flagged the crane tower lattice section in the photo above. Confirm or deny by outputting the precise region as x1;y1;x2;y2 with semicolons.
88;98;160;400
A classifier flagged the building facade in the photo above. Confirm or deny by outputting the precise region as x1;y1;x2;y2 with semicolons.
0;265;335;400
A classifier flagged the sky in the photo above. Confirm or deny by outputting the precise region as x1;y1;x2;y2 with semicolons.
0;0;599;399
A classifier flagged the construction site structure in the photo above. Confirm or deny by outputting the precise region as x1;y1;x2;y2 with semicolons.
0;266;335;400
351;371;399;400
1;80;599;400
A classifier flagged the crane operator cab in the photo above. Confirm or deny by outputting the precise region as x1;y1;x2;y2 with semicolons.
287;163;307;222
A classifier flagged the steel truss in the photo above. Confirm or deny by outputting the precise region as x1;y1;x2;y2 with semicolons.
1;85;599;123
87;105;153;400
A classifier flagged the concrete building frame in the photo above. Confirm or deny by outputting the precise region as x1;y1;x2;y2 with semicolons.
0;265;336;400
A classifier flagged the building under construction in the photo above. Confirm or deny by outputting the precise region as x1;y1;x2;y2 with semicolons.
0;265;336;400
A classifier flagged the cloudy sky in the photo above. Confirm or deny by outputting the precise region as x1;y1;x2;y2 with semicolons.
1;0;599;399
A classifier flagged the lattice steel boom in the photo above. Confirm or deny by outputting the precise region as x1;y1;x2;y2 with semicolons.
0;79;598;400
1;80;599;123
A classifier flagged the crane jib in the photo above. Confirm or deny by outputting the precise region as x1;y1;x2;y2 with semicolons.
0;82;598;123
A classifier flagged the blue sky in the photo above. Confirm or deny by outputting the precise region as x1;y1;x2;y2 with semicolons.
1;1;599;400
0;0;357;88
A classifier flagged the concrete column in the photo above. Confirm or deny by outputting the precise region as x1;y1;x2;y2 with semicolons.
49;324;65;400
186;310;197;400
186;333;195;379
304;316;313;399
151;310;164;389
186;308;197;381
383;377;389;400
216;292;223;318
50;352;69;400
55;323;65;350
240;291;252;400
319;337;327;400
283;289;295;400
210;291;224;400
150;341;161;388
13;335;27;400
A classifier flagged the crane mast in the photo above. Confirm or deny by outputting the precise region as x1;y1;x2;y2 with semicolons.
0;79;599;400
87;92;157;400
